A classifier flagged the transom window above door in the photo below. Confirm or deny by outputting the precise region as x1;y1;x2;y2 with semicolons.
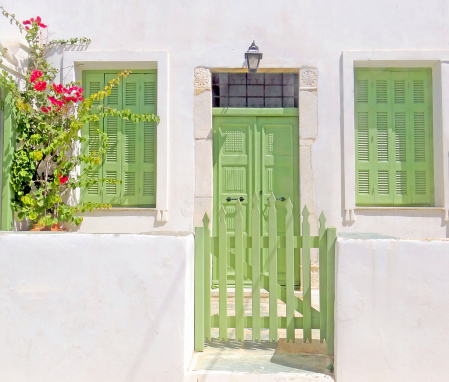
212;73;299;108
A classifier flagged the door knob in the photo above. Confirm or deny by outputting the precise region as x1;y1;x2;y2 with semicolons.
267;196;286;201
226;197;245;202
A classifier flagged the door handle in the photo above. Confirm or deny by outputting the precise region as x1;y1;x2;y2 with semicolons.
267;196;286;201
226;197;245;202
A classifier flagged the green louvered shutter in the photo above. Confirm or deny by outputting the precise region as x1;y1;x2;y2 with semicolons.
355;70;375;204
408;70;433;204
355;68;433;206
121;74;140;206
139;73;157;206
103;73;122;205
81;72;104;203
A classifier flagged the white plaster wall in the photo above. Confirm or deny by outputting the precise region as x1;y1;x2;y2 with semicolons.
335;237;449;382
0;0;448;236
0;232;194;382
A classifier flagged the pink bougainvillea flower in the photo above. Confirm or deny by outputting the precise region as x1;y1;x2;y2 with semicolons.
25;26;29;30
58;174;69;184
30;18;34;22
34;81;47;91
39;23;47;28
23;20;30;25
40;106;51;113
36;16;41;22
30;70;43;83
52;83;64;94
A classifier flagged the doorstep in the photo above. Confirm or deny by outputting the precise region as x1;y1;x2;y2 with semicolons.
186;338;334;382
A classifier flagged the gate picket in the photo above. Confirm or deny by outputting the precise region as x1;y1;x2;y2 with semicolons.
235;201;244;342
218;206;228;341
285;198;295;342
302;206;312;343
251;193;261;341
268;193;278;342
318;212;327;343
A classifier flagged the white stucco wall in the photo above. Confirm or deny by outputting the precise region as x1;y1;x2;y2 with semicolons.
0;232;194;382
335;237;449;382
0;0;448;237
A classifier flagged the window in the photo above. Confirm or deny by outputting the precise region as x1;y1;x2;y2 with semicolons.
212;73;299;108
82;71;157;207
354;68;434;206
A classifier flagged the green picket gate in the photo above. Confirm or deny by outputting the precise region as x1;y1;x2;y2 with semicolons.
194;193;336;355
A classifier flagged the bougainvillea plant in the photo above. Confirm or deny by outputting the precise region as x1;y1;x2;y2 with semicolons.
0;8;159;228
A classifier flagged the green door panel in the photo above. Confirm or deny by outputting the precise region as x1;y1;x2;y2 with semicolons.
213;114;299;287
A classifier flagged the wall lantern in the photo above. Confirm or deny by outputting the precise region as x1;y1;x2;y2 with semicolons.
245;41;263;73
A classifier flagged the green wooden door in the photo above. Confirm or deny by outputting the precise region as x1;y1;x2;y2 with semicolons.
213;114;300;286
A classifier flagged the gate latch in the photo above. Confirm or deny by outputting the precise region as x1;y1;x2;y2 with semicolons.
267;196;286;202
226;197;245;202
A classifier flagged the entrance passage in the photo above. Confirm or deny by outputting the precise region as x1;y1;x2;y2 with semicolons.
213;112;300;285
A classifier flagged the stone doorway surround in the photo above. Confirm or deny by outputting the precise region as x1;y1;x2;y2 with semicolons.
193;67;320;286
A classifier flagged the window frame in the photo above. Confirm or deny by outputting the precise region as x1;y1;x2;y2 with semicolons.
63;51;168;221
342;50;449;222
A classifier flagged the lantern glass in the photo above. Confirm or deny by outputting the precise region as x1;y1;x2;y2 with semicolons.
247;55;261;73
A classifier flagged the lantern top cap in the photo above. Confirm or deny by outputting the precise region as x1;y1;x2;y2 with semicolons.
246;40;262;55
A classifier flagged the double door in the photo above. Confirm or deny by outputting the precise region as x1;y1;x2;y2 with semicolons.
213;115;300;286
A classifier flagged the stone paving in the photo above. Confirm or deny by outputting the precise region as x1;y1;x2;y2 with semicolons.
190;288;334;380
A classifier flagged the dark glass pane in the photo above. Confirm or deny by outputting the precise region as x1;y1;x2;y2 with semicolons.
265;73;282;85
212;97;220;107
229;97;246;107
219;97;229;107
219;85;229;97
229;73;246;85
283;73;295;85
212;85;220;97
229;85;246;97
247;98;264;107
283;85;294;97
218;73;229;84
265;85;282;97
265;98;282;107
212;73;220;85
283;97;294;107
247;73;264;85
248;85;264;97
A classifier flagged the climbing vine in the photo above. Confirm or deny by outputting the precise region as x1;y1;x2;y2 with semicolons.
0;8;159;228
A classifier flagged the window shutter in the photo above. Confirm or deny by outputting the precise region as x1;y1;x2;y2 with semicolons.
355;68;433;206
372;72;395;205
81;72;104;204
355;70;375;204
139;73;157;206
120;74;141;206
103;73;122;205
408;70;433;205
